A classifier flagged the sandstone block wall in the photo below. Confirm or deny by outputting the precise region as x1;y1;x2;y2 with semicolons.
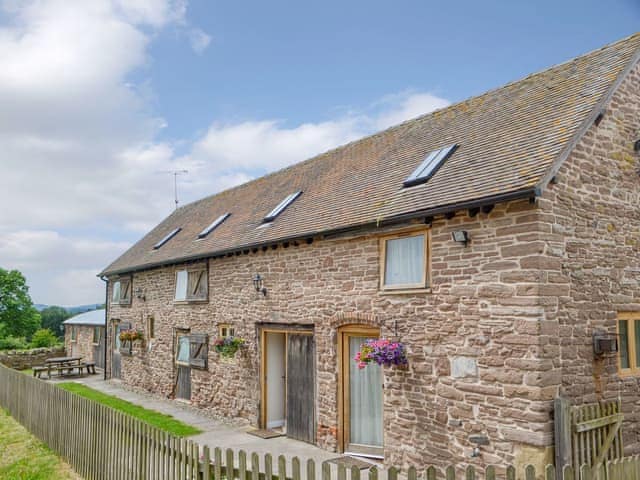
64;325;103;364
107;197;558;468
540;61;640;454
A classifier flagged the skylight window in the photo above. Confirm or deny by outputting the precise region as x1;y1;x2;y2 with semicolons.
197;213;230;239
153;227;181;249
403;144;458;188
264;191;302;222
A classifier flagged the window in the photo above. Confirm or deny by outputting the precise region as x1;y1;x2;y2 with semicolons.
92;327;100;345
70;327;77;342
147;316;155;339
198;213;231;239
618;314;640;375
174;268;208;301
264;191;302;222
219;324;235;338
153;227;181;249
380;230;428;290
403;144;457;188
176;333;208;370
112;278;131;305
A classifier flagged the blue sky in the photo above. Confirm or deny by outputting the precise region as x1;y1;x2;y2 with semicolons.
0;0;638;305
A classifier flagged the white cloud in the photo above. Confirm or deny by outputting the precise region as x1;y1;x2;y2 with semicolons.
188;28;211;54
0;1;448;306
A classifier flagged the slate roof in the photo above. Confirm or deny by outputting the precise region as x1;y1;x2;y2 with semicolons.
102;33;640;276
63;309;106;326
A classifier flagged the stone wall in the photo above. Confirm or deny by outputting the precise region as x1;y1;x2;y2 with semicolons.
0;346;65;370
64;325;103;364
107;196;557;469
540;61;640;454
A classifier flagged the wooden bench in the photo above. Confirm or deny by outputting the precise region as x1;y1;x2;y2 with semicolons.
32;366;48;378
84;362;96;375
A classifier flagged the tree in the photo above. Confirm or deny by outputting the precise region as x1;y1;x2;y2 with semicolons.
0;268;41;339
30;328;59;348
40;306;71;336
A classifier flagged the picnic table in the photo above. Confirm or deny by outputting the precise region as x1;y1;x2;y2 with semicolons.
34;356;83;379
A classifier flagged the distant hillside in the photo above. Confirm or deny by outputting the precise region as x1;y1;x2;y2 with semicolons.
34;303;104;314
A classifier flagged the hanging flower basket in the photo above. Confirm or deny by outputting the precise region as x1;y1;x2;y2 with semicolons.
119;329;144;342
214;336;245;358
354;339;408;369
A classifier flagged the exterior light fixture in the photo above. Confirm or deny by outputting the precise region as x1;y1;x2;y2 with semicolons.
134;287;146;301
634;139;640;152
253;274;267;296
452;230;470;246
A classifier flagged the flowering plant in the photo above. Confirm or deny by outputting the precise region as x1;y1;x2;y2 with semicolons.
354;339;408;369
119;329;144;342
214;336;245;358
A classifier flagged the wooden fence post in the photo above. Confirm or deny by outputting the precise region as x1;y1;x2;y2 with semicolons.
555;396;573;480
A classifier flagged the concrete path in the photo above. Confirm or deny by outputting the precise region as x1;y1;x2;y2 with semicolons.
52;372;373;473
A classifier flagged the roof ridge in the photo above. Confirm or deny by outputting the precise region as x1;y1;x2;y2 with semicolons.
177;32;640;213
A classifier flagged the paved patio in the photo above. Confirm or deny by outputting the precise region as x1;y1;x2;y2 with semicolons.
51;372;380;473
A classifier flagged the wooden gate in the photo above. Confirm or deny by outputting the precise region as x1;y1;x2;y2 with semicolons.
555;397;624;479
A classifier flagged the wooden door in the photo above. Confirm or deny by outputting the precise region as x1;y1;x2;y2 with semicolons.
111;322;127;379
94;327;105;370
286;334;315;443
175;333;191;400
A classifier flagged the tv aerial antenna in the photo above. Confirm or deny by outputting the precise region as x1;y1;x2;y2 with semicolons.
157;170;189;210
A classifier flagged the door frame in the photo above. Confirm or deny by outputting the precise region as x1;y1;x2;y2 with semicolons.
259;324;314;430
337;324;382;456
174;327;191;400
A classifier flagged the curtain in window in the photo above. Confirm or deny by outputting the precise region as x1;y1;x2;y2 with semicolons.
385;235;424;286
349;336;383;447
175;271;188;300
619;320;630;369
177;336;190;363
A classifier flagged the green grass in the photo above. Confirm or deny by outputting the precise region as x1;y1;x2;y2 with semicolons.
0;408;80;480
20;369;33;376
56;383;202;437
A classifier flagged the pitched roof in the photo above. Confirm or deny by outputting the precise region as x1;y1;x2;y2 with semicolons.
63;309;105;326
102;33;640;276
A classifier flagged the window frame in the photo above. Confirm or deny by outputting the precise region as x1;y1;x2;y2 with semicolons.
147;316;155;340
174;266;208;303
379;228;430;291
92;327;101;345
219;324;235;338
618;313;640;376
111;277;132;306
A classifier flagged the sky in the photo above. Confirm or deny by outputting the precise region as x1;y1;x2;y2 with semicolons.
0;0;638;306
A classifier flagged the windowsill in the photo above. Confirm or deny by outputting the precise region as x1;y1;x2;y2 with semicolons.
378;288;432;296
112;302;131;307
618;370;640;378
173;299;209;305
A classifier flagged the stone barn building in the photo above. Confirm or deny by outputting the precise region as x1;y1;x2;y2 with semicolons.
101;34;640;469
63;309;106;370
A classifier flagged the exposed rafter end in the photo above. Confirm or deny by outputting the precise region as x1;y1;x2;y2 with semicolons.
444;211;455;220
468;207;480;218
529;196;537;204
424;216;433;226
481;204;494;214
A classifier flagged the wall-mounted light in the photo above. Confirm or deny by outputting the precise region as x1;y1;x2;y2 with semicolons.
253;274;267;296
134;287;146;301
451;230;470;246
634;139;640;152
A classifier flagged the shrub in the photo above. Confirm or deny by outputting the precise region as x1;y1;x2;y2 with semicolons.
30;328;58;348
0;335;29;350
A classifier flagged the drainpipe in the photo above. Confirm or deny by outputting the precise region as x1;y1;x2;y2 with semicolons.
100;275;108;381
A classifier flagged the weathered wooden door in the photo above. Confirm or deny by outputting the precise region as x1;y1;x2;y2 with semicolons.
175;333;191;400
111;322;128;379
286;334;315;443
93;327;105;370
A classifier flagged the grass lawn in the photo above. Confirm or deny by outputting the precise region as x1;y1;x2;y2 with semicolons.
56;383;202;437
20;368;33;376
0;408;80;480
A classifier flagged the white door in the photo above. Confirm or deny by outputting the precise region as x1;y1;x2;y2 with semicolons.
265;332;286;429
